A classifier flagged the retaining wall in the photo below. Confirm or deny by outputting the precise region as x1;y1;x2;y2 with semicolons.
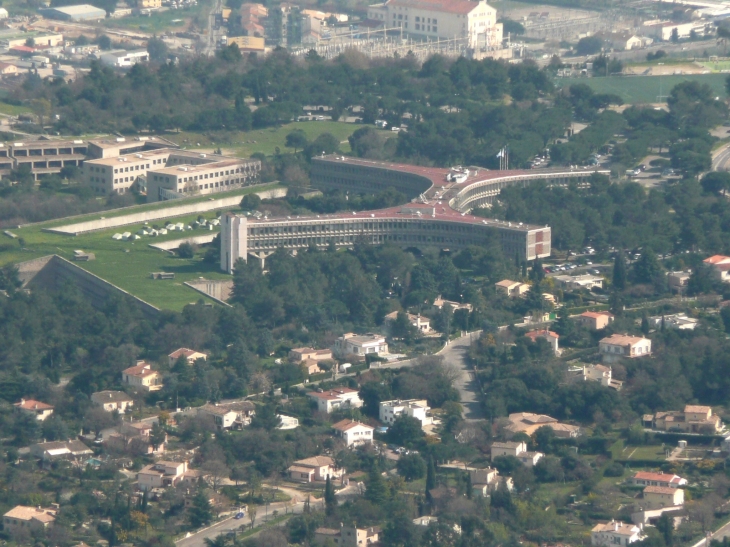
184;279;233;306
149;234;218;251
20;255;161;318
43;187;287;236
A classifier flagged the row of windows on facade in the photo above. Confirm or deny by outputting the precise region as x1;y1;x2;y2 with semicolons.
179;179;244;191
249;220;493;235
152;167;247;183
250;233;500;248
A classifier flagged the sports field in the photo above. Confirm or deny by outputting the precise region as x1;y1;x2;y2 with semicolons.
1;184;281;312
555;73;729;104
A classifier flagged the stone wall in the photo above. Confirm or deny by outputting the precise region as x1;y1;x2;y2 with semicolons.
43;187;287;236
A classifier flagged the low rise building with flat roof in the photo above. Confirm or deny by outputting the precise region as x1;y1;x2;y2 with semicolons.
308;387;362;413
30;440;92;461
380;399;433;427
569;364;623;390
648;313;698;330
40;4;106;20
86;135;178;159
196;401;255;430
100;49;149;68
289;347;332;362
333;332;388;357
553;274;604;291
384;311;432;333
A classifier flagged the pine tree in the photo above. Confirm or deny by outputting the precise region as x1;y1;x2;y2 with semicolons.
613;251;626;290
324;476;336;516
188;489;213;529
365;464;387;505
425;456;436;501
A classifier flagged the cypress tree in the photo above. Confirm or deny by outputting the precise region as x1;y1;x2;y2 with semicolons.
613;251;626;290
365;464;387;505
324;476;336;516
425;456;436;500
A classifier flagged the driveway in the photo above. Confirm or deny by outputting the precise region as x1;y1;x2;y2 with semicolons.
439;332;484;421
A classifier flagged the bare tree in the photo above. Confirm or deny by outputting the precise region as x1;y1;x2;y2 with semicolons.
688;496;719;534
248;504;257;529
203;459;231;491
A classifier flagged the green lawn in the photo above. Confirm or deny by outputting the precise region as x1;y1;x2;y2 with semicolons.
1;186;286;312
555;73;729;104
620;445;667;462
102;5;202;33
0;101;32;116
167;122;392;158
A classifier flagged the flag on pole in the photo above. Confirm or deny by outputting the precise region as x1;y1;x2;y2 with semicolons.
496;148;504;158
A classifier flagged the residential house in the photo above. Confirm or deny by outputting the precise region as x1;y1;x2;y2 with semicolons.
0;62;18;76
333;333;388;357
453;466;513;496
630;472;687;489
703;255;730;282
577;311;614;330
490;441;543;467
301;359;322;375
308;388;363;413
289;347;333;362
287;455;342;483
380;399;433;427
591;520;646;546
570;364;623;390
384;311;432;333
647;313;698;330
137;460;205;491
599;334;651;363
105;421;166;455
644;405;723;433
553;274;604;291
640;486;684;510
433;295;473;313
314;524;380;547
30;440;93;462
91;390;134;412
3;506;57;534
495;279;530;297
14;398;54;421
525;329;560;355
196;401;256;430
605;31;651;50
332;419;374;447
506;412;581;438
668;271;690;292
168;348;208;365
122;361;163;391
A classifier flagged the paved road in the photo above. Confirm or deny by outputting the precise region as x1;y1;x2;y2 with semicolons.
176;499;307;547
440;332;484;421
713;142;730;172
689;519;730;547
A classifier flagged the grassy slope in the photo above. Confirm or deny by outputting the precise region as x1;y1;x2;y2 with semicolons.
555;73;729;104
167;121;392;158
3;185;283;311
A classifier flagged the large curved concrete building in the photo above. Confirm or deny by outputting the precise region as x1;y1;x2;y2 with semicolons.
220;155;607;273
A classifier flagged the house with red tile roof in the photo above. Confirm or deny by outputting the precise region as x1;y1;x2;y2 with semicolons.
525;329;559;355
122;361;163;391
168;348;208;366
630;472;687;489
577;310;614;330
704;255;730;282
14;398;54;421
332;419;374;447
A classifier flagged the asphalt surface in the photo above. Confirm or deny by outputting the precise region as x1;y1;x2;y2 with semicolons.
713;142;730;172
440;332;484;421
176;499;308;547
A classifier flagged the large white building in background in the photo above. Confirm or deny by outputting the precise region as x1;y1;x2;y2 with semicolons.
366;0;502;49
